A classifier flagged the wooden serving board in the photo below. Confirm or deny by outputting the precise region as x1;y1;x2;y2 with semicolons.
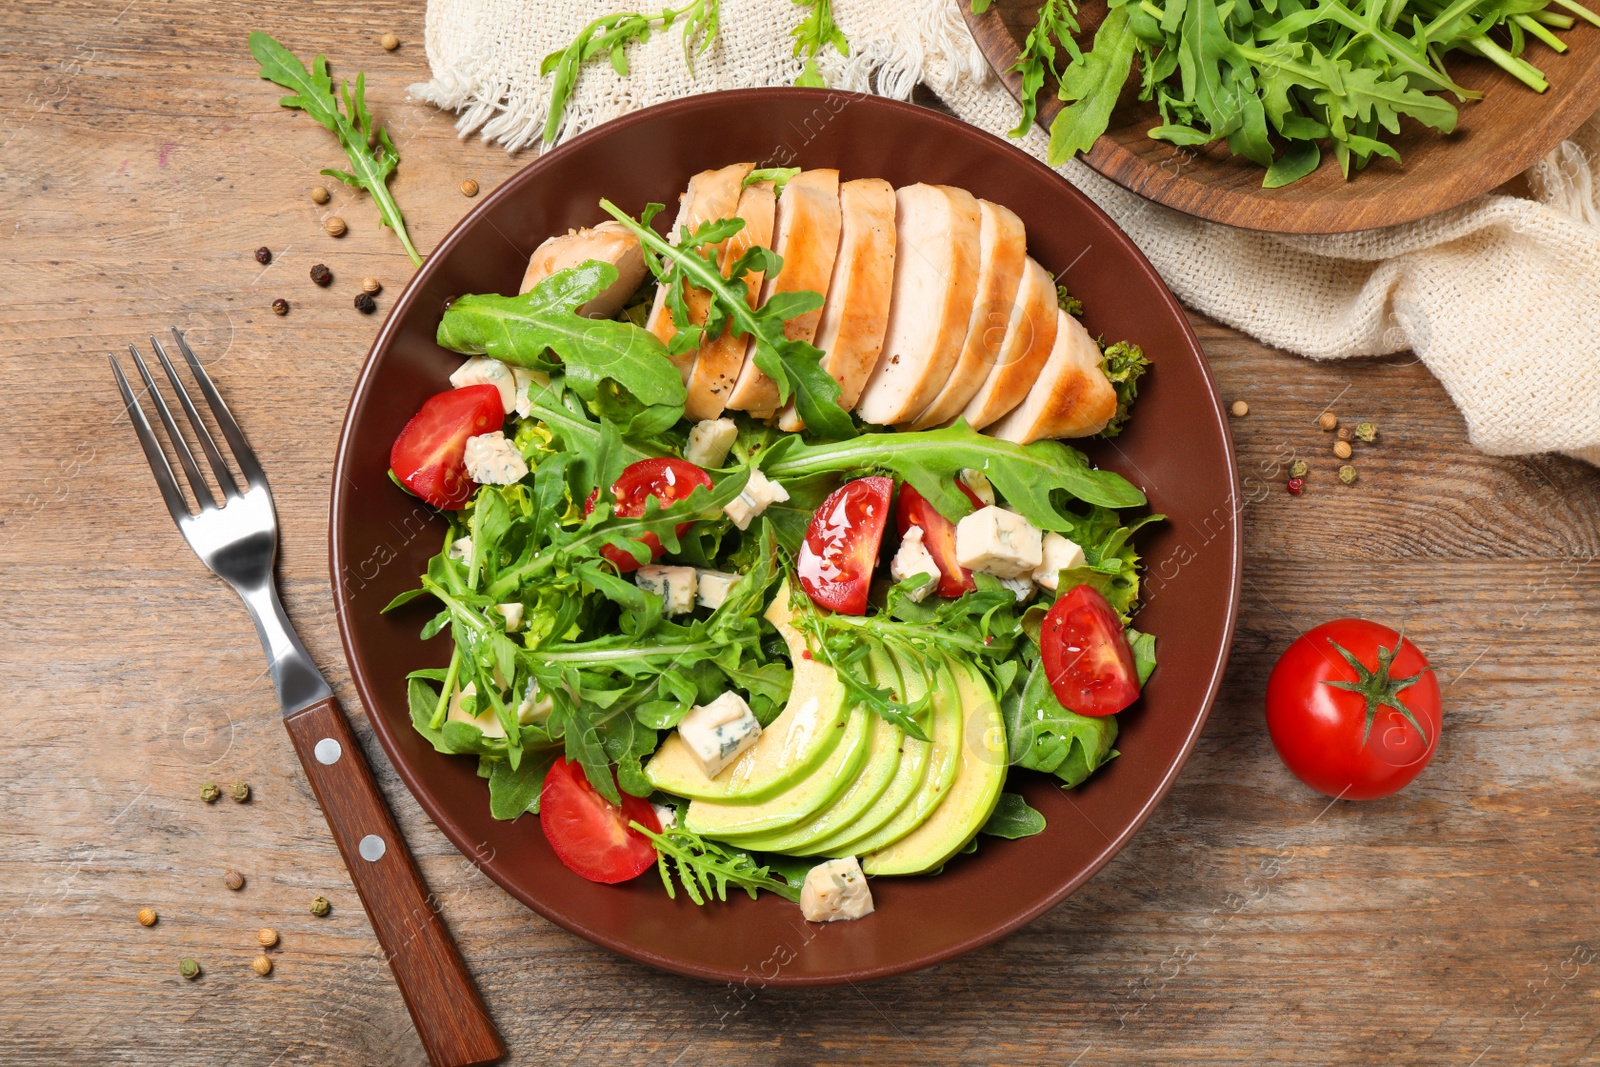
963;0;1600;232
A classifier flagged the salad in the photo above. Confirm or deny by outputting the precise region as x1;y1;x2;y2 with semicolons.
387;164;1159;923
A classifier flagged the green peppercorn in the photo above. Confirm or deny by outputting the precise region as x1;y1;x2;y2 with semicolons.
229;782;250;803
179;958;201;980
1355;421;1378;443
200;782;221;804
309;896;331;917
1339;465;1358;485
1288;460;1308;478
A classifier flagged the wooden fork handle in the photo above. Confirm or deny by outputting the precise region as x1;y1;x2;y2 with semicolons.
284;696;505;1067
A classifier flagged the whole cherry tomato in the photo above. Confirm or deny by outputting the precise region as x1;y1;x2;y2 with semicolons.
1040;584;1141;716
583;457;712;572
797;476;894;615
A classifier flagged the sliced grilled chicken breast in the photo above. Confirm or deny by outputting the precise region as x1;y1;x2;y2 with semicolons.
908;200;1028;429
644;162;756;381
959;256;1059;430
776;178;896;432
519;221;648;319
723;169;843;418
985;308;1118;442
853;184;982;427
682;180;777;421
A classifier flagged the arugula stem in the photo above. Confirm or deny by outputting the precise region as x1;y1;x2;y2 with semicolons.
1514;14;1568;52
1548;0;1600;28
1464;35;1549;90
430;647;462;730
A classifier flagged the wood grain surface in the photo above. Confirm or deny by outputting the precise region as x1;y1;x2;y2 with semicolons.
963;0;1600;233
2;2;1598;1065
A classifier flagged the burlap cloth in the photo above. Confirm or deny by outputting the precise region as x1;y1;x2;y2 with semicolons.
412;0;1600;463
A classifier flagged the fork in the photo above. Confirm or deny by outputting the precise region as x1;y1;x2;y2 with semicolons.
111;329;505;1067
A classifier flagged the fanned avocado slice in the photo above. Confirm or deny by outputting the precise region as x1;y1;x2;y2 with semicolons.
726;646;905;854
862;657;1007;876
646;581;849;803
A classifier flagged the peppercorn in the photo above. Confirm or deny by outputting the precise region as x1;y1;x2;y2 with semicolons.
257;928;279;948
309;896;331;917
381;32;400;50
271;298;289;316
1333;440;1353;460
1355;421;1378;443
254;246;272;265
310;185;330;205
361;277;381;294
1318;412;1338;431
1288;459;1308;478
200;781;221;803
1286;477;1305;495
459;178;479;197
310;263;333;287
179;958;202;980
251;954;274;976
1230;400;1249;417
1339;465;1358;485
138;908;158;927
224;870;245;891
324;215;347;237
229;781;250;803
354;292;376;314
1336;425;1353;442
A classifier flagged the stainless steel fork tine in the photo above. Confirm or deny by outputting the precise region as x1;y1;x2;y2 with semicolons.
110;354;193;525
149;334;240;499
128;344;218;511
168;327;269;492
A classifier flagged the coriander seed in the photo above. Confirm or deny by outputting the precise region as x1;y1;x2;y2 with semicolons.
1318;412;1338;431
381;33;400;50
310;263;333;287
459;178;479;197
229;781;250;803
179;958;201;980
138;908;158;927
1230;400;1249;417
361;277;381;294
271;298;289;316
254;246;272;265
200;781;221;803
257;928;279;948
323;215;347;237
310;185;330;204
1339;465;1358;485
251;954;274;976
309;896;331;917
1356;421;1378;443
223;870;245;891
1288;459;1308;479
1336;425;1353;442
1334;440;1353;460
354;292;376;314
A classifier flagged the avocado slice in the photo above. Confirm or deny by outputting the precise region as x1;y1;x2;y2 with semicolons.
684;701;874;839
646;582;849;802
862;657;1007;875
726;646;906;854
817;654;965;858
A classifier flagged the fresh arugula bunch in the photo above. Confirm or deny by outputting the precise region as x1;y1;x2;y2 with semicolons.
248;32;423;266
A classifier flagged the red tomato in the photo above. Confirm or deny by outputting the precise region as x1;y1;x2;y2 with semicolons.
583;457;712;572
389;385;504;509
797;476;894;615
1266;619;1440;800
1040;584;1141;717
539;757;662;884
896;481;984;598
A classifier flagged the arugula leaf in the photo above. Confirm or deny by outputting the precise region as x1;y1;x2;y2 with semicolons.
744;166;801;195
788;0;850;87
1128;627;1158;685
487;749;558;818
1097;339;1149;438
1046;5;1139;164
1007;0;1083;137
248;33;422;266
981;792;1048;838
632;823;802;903
1001;660;1119;787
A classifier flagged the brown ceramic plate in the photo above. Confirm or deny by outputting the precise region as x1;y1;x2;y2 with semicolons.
330;88;1241;986
964;0;1600;234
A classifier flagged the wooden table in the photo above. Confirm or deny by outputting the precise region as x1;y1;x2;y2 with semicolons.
3;3;1597;1064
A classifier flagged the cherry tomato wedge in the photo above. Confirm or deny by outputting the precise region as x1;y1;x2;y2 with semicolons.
1266;619;1440;800
583;457;713;572
896;481;984;598
1040;584;1141;716
539;757;661;884
389;384;504;509
797;476;893;615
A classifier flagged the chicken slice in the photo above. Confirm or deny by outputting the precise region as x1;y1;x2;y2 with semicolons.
644;163;756;382
908;199;1028;428
723;169;843;418
776;178;896;432
853;184;982;427
959;256;1059;431
682;180;777;421
984;308;1119;442
518;221;648;319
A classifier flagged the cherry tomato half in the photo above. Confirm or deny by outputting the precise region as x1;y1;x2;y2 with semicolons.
389;384;504;509
797;476;894;615
1040;584;1141;717
539;757;662;884
583;457;712;572
896;481;984;598
1266;619;1440;800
